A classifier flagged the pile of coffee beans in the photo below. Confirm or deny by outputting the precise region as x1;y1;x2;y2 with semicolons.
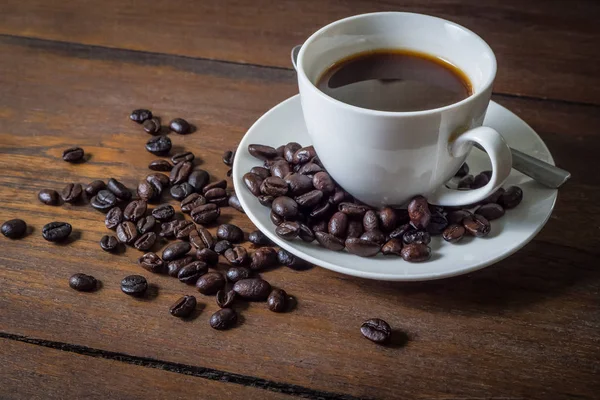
242;142;523;262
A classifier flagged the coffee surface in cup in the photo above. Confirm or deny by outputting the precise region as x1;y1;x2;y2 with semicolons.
317;49;472;112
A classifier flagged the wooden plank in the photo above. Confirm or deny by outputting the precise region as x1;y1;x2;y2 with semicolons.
0;339;295;400
0;0;598;104
0;36;599;399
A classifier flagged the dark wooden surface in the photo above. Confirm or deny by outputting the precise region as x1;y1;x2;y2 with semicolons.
0;2;599;399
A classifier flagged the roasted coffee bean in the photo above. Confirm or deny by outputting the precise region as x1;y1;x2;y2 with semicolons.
69;273;97;292
269;160;291;179
224;246;249;265
499;186;523;209
105;207;123;229
328;212;348;238
401;243;432;262
171;151;195;165
138;252;164;273
202;179;227;192
159;220;178;238
121;275;148;296
191;203;220;224
187;169;210;192
473;170;492;189
283;142;302;163
233;278;271;301
328;188;346;205
309;201;333;220
61;183;83;203
205;188;228;206
361;318;391;344
442;224;466;243
174;220;195;240
222;150;235;166
346;219;364;238
403;230;431;245
250;166;270;179
338;202;370;218
275;221;300;240
133;215;155;235
345;238;381;257
298;162;323;176
292;146;316;164
146;135;172;155
116;221;139;244
100;235;119;252
362;210;379;231
196;272;226;295
295;190;323;208
38;189;60;205
169;295;196;318
277;249;298;267
178;261;208;284
260;176;288;196
85;180;106;196
250;247;278;271
258;195;275;207
134;232;157;251
267;289;287;312
42;222;72;242
270;210;284;225
62;147;85;163
123;200;147;222
446;210;472;225
152;204;175;221
458;174;474;189
272;196;298;218
170;182;195;200
162;241;191;261
106;178;131;201
475;203;505;220
214;240;232;254
1;219;27;239
407;196;431;229
247;230;272;246
228;193;245;213
377;207;398;232
298;223;315;242
455;162;470;178
181;193;206;213
215;224;243;243
169;161;192;185
143;117;161;134
315;231;345;251
149;159;172;171
463;214;491;237
210;308;237;330
137;180;157;202
360;229;386;245
312;172;335;193
167;256;194;277
381;238;403;255
226;267;252;283
169;117;191;134
130;109;152;123
481;188;505;205
189;226;215;249
243;172;263;196
196;248;219;265
147;172;170;188
285;174;313;196
248;144;278;160
426;212;448;235
216;290;236;308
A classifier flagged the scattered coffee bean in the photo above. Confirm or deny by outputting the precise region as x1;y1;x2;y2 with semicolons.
499;186;523;209
38;189;60;205
172;151;195;165
360;229;386;245
475;203;505;220
138;252;164;273
174;220;195;240
315;231;345;251
42;222;72;242
107;178;132;201
226;266;252;283
162;241;191;261
455;162;469;178
248;230;272;246
105;207;123;229
187;169;209;192
275;221;300;240
169;118;191;134
85;180;106;196
463;214;491;237
345;238;381;257
134;232;157;251
136;215;156;234
403;230;431;245
196;272;226;295
328;212;348;238
216;224;244;243
178;261;208;284
100;235;119;252
130;109;152;123
116;221;138;244
147;172;170;188
223;150;235;166
1;219;27;239
124;200;147;222
149;159;173;171
277;249;309;270
196;248;219;265
62;147;85;163
181;193;206;213
146;135;172;155
189;226;215;249
228;193;245;213
170;161;193;185
121;275;148;296
267;289;287;312
216;290;236;308
190;203;220;224
338;202;370;218
152;204;175;221
381;238;403;255
233;278;271;301
170;182;195;200
60;183;82;203
458;174;474;189
250;247;277;271
69;273;97;292
408;196;431;229
224;246;249;265
210;308;237;330
292;146;316;164
137;180;157;202
361;318;391;344
167;256;194;277
169;295;196;318
442;224;466;243
214;240;232;254
205;188;228;206
143;117;161;134
401;243;432;262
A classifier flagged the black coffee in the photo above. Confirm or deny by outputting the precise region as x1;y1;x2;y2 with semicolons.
317;49;472;112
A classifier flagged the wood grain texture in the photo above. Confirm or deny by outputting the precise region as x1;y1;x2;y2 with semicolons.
0;339;294;400
0;35;599;399
0;0;599;105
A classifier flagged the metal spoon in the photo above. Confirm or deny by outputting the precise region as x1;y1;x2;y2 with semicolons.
291;45;570;188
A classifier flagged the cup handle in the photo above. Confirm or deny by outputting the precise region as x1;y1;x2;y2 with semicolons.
429;126;512;206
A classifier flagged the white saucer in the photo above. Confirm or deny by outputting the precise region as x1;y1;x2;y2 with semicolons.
233;95;557;281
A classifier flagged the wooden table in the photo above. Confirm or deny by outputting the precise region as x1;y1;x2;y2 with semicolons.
1;1;599;399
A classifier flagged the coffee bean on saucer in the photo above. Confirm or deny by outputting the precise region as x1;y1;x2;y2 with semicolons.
196;248;219;265
169;295;196;318
458;175;474;189
345;238;380;257
275;221;300;240
248;230;273;246
292;146;316;164
311;219;328;234
69;273;97;292
162;241;191;261
38;189;60;205
455;162;469;178
152;204;175;221
124;200;147;222
42;222;72;242
170;161;193;185
62;147;85;163
146;135;172;155
346;219;364;238
259;195;275;207
313;172;335;194
85;180;106;196
216;224;244;243
250;166;270;179
475;203;505;220
243;172;263;196
149;159;173;171
381;238;403;255
142;117;161;134
178;261;208;284
328;212;348;238
107;178;132;201
360;229;386;245
172;151;195;165
130;109;152;123
233;278;271;301
407;196;431;229
442;224;465;243
260;176;288;197
498;186;523;209
248;144;278;160
267;289;287;312
169;118;191;134
138;252;165;273
285;174;313;196
361;318;391;344
295;189;323;208
190;203;220;225
116;221;138;244
472;171;492;189
100;235;119;252
1;219;27;239
134;232;157;251
214;240;232;254
481;188;505;205
298;223;315;243
196;272;226;295
223;150;235;166
363;210;379;232
105;207;123;229
216;290;236;308
188;170;210;193
272;197;298;218
170;182;195;200
403;230;431;245
446;210;472;225
210;308;237;330
121;275;148;296
338;202;370;218
463;214;491;237
315;231;345;251
377;207;398;232
401;243;431;262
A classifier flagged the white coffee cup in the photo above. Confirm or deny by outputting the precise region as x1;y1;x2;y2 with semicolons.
296;12;512;207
